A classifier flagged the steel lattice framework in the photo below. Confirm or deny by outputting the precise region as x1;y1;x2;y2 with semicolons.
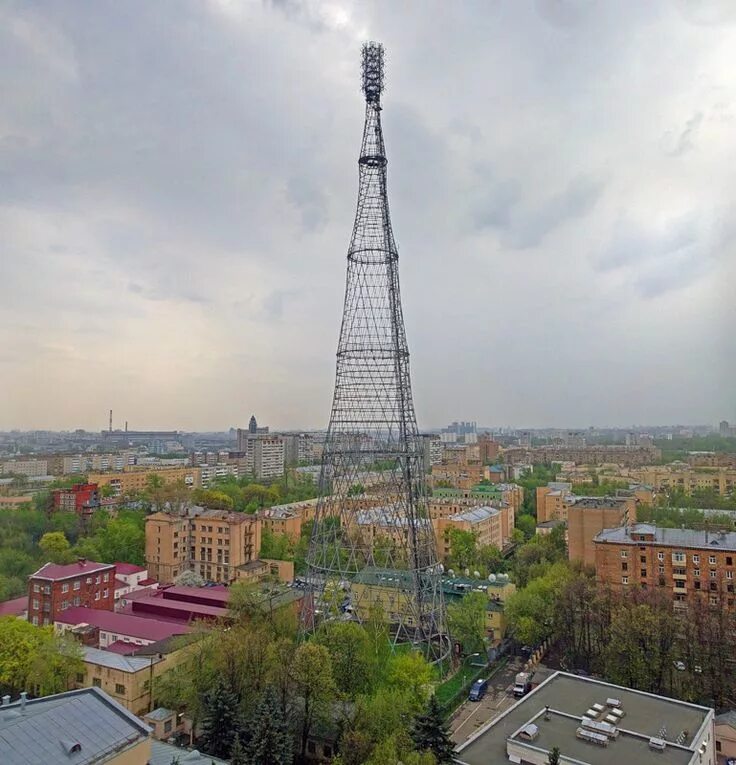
300;42;450;664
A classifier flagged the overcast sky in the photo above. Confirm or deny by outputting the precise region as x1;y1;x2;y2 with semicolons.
1;0;734;432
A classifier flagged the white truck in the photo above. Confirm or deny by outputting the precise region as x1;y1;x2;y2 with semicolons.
513;671;532;697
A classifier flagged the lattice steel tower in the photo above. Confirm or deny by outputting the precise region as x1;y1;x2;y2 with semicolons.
301;42;450;664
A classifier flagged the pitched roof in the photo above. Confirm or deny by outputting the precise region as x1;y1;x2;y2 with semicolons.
30;560;114;582
82;646;163;673
0;596;28;617
149;740;228;765
55;606;192;642
112;562;146;575
595;524;736;552
0;686;150;765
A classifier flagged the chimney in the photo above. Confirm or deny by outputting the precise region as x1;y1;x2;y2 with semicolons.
78;557;86;565
20;691;27;713
1;695;10;707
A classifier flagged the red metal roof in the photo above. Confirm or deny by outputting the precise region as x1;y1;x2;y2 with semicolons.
56;606;192;641
114;578;129;589
129;596;227;620
104;640;140;655
113;562;147;575
162;586;230;606
30;560;115;581
0;595;28;617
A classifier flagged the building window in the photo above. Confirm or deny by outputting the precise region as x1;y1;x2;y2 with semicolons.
727;571;734;580
673;552;685;563
728;557;733;566
94;592;100;601
710;595;718;605
103;573;109;582
710;570;717;579
33;584;40;593
32;599;39;609
73;581;80;590
709;556;716;565
658;565;664;575
695;581;701;590
620;550;628;559
657;552;664;561
61;583;69;593
164;719;173;733
622;576;628;585
92;678;101;688
693;555;700;564
694;569;700;577
32;616;38;626
73;597;80;606
86;577;92;584
61;600;68;610
621;562;628;571
640;569;647;578
640;555;646;564
115;684;126;695
103;589;108;598
76;673;85;683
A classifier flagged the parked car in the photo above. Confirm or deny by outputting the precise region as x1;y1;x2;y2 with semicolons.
468;678;488;702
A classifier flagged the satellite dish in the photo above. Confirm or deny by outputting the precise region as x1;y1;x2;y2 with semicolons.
464;568;470;577
473;570;481;579
438;563;444;573
489;574;497;582
448;569;455;578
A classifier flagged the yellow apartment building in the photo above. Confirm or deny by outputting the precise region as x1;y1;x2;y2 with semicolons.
145;508;261;584
89;466;202;496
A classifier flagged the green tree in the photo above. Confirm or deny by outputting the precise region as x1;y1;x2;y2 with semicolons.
244;685;292;765
446;528;477;572
386;651;432;710
410;695;455;764
230;733;247;765
39;531;73;564
0;574;25;601
291;642;335;759
515;514;537;540
0;549;35;579
0;618;82;697
200;678;241;758
447;590;487;654
94;518;145;565
315;621;374;697
548;746;561;765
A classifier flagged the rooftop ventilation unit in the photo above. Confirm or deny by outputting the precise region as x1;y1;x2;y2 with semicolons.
648;737;666;751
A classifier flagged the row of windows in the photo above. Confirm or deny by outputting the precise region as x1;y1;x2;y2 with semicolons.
621;550;732;566
622;563;734;579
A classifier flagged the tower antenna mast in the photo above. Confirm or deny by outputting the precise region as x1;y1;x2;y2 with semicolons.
301;42;450;664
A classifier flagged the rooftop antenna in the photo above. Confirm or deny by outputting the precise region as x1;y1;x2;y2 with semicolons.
109;409;113;433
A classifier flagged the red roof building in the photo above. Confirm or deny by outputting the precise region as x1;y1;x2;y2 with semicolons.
52;483;100;520
55;606;192;647
28;560;116;626
0;595;28;618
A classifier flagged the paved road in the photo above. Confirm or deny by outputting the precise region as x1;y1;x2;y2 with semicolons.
450;657;524;745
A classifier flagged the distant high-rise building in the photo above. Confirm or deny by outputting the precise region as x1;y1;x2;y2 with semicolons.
720;420;731;437
249;414;258;434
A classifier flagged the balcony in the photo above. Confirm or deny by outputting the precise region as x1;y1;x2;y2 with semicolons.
672;571;687;580
671;554;686;565
673;584;687;594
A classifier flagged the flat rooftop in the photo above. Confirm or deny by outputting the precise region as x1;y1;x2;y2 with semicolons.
456;672;712;765
596;523;736;552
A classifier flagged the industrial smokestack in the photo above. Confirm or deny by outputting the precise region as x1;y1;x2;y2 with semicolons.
109;410;113;432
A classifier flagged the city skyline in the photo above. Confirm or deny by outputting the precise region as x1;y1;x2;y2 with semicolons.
2;1;734;431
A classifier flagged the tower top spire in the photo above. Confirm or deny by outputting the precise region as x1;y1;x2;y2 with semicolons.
361;41;384;104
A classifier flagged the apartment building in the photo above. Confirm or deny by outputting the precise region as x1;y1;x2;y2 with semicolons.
145;507;261;584
431;462;489;490
536;482;575;523
257;505;302;541
594;524;736;609
420;434;444;471
434;506;507;562
52;482;100;520
501;444;661;467
433;483;523;514
629;465;736;497
687;451;736;469
568;496;636;567
477;434;500;463
0;458;48;476
62;452;136;475
28;560;116;626
89;465;202;496
234;433;285;479
282;433;313;466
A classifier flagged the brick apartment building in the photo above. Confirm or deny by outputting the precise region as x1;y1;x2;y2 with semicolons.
52;482;100;520
434;506;508;563
28;560;116;626
431;462;489;490
594;524;736;609
567;496;636;567
257;505;302;542
88;466;202;496
501;444;661;467
145;507;261;584
536;482;575;524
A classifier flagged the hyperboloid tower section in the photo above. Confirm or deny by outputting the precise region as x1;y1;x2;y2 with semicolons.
301;42;450;664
